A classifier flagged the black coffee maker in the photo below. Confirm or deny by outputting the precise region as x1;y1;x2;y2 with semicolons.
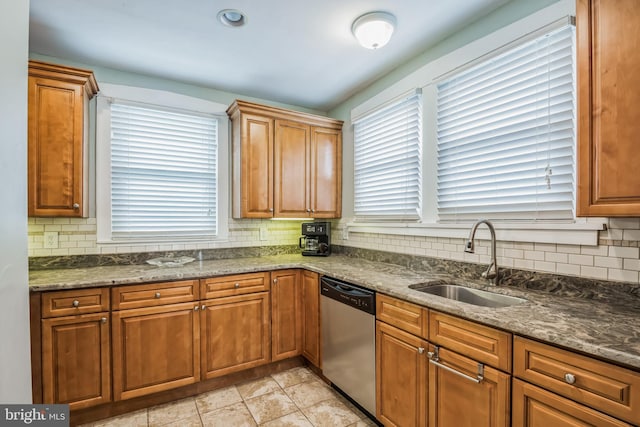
299;222;331;256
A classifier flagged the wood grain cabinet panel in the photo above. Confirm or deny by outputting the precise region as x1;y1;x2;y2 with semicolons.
514;336;640;425
376;321;428;427
429;311;511;372
377;294;428;339
200;272;270;299
42;288;109;318
111;302;200;400
28;60;98;217
301;270;321;367
577;0;640;216
428;344;510;427
271;269;302;361
201;292;271;379
228;100;343;219
512;379;633;427
41;312;110;410
112;280;198;310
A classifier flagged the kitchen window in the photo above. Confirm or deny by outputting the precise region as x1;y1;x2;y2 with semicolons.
436;24;576;222
353;90;423;221
96;85;229;243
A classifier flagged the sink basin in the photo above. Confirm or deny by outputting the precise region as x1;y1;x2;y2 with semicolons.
409;282;526;308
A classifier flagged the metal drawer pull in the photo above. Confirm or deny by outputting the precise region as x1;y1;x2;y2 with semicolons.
234;283;240;289
154;292;161;298
72;300;80;308
428;346;484;383
100;317;107;323
564;373;576;385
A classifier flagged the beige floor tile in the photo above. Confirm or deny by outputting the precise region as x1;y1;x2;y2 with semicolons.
302;399;361;427
200;402;256;427
148;397;198;426
158;414;203;427
284;380;335;409
195;385;243;415
347;418;378;427
261;411;314;427
271;367;317;389
237;376;282;400
91;409;148;427
244;390;298;424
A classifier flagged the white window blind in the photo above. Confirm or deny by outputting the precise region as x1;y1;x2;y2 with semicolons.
354;91;423;220
437;25;575;222
110;101;217;239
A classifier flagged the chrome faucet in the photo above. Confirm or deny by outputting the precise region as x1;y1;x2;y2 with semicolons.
464;219;498;285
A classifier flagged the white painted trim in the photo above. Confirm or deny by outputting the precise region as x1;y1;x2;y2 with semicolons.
96;83;229;245
344;219;605;246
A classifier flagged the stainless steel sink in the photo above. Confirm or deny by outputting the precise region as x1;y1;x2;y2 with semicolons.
409;282;526;308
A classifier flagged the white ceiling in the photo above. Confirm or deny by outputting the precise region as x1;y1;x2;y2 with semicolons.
29;0;510;111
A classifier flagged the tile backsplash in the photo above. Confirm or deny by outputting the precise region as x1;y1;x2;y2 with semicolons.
28;217;640;285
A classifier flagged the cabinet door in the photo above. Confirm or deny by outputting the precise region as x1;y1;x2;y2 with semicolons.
28;76;85;217
42;313;110;410
239;113;274;217
271;269;302;361
376;321;428;427
201;292;270;379
111;302;200;400
274;120;311;217
310;126;342;218
428;345;510;427
301;270;321;367
577;0;640;216
512;379;632;427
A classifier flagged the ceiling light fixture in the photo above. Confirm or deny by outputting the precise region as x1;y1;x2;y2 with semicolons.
352;11;396;50
217;9;247;27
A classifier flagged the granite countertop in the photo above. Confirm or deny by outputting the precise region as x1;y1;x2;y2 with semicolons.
29;254;640;371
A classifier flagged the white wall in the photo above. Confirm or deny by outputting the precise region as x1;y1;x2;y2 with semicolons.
0;0;32;403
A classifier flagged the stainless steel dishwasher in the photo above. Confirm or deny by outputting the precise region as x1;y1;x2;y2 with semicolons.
320;276;376;416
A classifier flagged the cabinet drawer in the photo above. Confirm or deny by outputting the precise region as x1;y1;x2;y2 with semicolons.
429;311;511;372
376;294;428;339
200;272;270;299
512;379;632;427
42;288;110;318
514;336;640;425
112;280;199;310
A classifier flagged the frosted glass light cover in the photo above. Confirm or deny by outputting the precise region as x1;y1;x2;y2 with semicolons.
352;12;396;49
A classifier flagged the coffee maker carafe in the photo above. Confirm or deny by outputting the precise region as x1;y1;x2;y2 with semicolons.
300;222;330;256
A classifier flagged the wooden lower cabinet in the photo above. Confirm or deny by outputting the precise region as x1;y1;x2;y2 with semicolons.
428;344;510;427
41;312;111;410
111;302;200;400
271;269;302;361
376;321;428;427
512;379;632;427
201;292;271;379
301;270;321;367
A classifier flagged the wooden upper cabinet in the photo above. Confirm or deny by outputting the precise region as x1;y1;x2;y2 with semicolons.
28;60;98;217
577;0;640;216
275;120;311;217
310;126;342;218
228;100;343;219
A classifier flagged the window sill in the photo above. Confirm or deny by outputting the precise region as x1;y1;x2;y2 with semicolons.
344;220;606;246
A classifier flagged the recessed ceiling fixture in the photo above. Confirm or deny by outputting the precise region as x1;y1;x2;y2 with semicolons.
352;11;396;49
217;9;247;27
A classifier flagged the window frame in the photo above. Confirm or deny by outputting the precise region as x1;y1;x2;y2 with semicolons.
96;83;229;245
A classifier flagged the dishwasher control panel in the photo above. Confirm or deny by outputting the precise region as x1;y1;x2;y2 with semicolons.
320;277;375;315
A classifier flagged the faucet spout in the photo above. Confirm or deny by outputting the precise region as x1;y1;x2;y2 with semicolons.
464;219;498;285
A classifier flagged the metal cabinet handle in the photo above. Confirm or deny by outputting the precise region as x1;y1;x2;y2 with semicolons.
418;347;425;354
427;346;484;383
234;283;240;289
564;373;576;385
306;208;311;213
273;278;278;284
194;306;200;311
155;292;161;298
73;203;80;209
201;305;206;310
72;300;80;308
269;208;274;212
100;317;107;323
